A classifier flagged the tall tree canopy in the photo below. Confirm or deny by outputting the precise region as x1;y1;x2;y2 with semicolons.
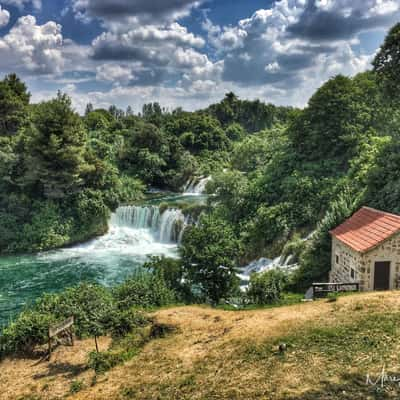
24;92;92;199
373;22;400;102
0;74;30;136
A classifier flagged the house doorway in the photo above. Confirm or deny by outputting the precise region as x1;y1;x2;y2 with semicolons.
374;261;391;290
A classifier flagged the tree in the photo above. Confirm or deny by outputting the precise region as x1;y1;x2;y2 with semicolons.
143;256;193;302
0;74;30;136
373;23;400;101
288;75;361;162
108;105;125;120
247;269;287;305
165;112;230;153
142;102;164;126
38;283;114;351
294;190;358;290
85;103;94;116
24;92;91;199
232;127;287;172
126;105;134;116
364;137;400;215
180;214;241;305
207;92;292;132
225;122;245;141
119;122;169;185
84;109;112;131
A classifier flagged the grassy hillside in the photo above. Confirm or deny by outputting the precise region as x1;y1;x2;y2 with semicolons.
2;291;400;399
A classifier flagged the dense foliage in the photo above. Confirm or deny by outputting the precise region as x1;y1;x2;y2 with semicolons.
181;214;241;304
199;25;400;287
0;275;170;354
247;269;288;305
0;80;290;254
1;24;400;317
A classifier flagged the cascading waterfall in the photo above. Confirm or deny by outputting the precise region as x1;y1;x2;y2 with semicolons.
112;205;186;243
183;176;211;195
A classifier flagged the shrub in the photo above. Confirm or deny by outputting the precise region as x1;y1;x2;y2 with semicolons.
69;380;85;394
1;283;117;355
247;269;288;305
88;328;153;374
36;283;115;338
143;257;193;302
1;310;56;354
113;272;176;310
88;350;125;374
109;309;150;338
281;233;307;264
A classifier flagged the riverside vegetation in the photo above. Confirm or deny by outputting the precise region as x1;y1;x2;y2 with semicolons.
1;21;400;390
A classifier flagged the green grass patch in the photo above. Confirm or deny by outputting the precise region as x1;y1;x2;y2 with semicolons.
88;323;177;375
218;292;303;311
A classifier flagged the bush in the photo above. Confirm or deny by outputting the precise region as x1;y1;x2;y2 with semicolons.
113;272;176;310
143;257;193;302
0;274;175;357
88;350;126;374
281;233;307;264
109;309;150;338
1;283;116;355
88;328;153;374
36;283;115;338
1;310;56;354
69;380;85;394
247;269;288;305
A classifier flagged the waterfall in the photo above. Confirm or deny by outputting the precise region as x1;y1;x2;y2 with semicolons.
237;255;299;286
111;206;186;243
183;176;211;195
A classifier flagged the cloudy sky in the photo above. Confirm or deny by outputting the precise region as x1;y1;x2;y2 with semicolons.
0;0;398;113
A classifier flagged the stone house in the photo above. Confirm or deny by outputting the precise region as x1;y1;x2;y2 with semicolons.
329;207;400;291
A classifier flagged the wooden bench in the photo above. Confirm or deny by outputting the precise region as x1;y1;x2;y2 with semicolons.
312;282;360;299
48;316;74;360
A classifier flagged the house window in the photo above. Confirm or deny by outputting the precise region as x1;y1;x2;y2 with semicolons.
336;254;340;264
350;268;356;280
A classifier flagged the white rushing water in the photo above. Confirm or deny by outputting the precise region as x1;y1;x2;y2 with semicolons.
111;205;186;243
40;205;187;265
237;255;298;284
183;176;212;195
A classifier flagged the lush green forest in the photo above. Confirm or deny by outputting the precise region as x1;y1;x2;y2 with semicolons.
1;22;400;303
1;21;400;360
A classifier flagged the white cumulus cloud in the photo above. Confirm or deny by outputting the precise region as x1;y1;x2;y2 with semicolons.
0;15;64;75
0;6;10;28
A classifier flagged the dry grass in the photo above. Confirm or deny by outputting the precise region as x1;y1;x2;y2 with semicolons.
2;291;400;400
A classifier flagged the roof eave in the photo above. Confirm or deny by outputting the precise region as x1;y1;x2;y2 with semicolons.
332;228;400;254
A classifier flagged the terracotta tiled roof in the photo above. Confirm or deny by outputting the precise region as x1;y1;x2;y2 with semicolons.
330;207;400;253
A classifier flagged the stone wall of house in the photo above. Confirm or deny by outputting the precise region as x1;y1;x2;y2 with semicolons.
330;232;400;291
330;237;364;288
361;232;400;290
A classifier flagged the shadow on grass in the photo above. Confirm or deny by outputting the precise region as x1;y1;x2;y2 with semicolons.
32;361;88;380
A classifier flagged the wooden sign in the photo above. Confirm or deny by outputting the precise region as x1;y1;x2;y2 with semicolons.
48;316;74;361
49;316;74;338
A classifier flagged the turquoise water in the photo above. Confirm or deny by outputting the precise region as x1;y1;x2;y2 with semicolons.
0;194;206;327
